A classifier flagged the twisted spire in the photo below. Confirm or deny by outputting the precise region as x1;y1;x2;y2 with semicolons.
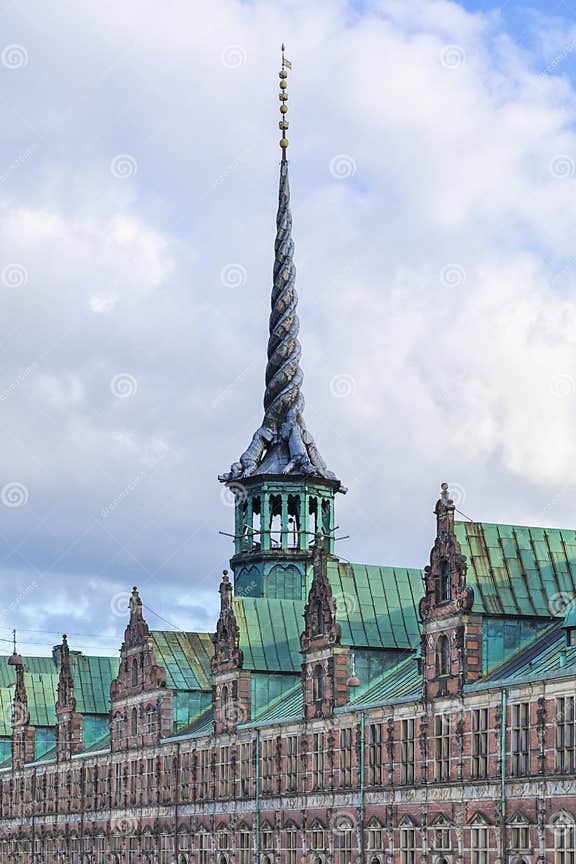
219;49;340;488
264;159;303;428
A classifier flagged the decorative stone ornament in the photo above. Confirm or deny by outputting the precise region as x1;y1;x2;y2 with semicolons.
300;536;350;719
211;571;251;733
420;483;483;699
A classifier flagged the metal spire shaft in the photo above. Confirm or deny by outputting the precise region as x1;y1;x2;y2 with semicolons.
264;158;303;426
219;47;341;488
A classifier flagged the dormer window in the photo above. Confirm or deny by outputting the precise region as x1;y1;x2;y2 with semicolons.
436;635;450;678
312;664;324;703
438;558;451;602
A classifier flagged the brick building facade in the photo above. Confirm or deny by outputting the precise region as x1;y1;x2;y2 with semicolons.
1;62;576;864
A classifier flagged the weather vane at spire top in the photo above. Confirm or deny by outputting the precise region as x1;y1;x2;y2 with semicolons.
278;44;292;159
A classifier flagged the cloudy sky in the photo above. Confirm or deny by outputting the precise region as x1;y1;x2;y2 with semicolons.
1;0;576;656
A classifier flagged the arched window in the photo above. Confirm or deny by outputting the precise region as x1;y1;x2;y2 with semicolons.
334;816;354;864
436;635;450;677
312;664;324;703
554;814;576;864
131;657;138;686
438;558;451;602
131;707;137;737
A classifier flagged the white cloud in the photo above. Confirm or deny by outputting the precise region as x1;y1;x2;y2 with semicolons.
1;0;576;651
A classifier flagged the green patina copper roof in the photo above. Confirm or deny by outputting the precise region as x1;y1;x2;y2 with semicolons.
0;518;575;748
345;655;421;709
69;655;119;713
234;598;304;671
169;706;214;739
250;681;303;725
563;604;576;629
0;674;58;734
0;655;55;685
150;631;213;691
456;521;576;618
327;561;422;649
480;623;576;684
233;564;423;674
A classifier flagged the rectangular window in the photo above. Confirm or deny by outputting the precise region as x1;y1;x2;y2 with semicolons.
555;823;576;864
286;736;298;792
472;708;489;779
340;727;353;788
199;750;209;800
435;825;450;850
400;828;416;864
240;743;251;797
511;702;530;777
511;824;530;851
238;832;251;864
368;826;384;850
198;833;211;864
286;830;297;864
471;827;489;864
311;826;325;851
556;697;575;774
114;762;122;807
219;746;230;798
262;738;274;794
401;718;415;784
368;723;383;786
312;732;324;791
181;751;190;801
144;758;155;804
129;760;138;806
434;714;450;781
261;830;274;852
335;824;353;864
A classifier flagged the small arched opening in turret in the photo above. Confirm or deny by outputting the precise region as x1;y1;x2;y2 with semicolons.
269;495;282;547
309;497;318;541
251;496;261;550
287;494;300;547
321;498;331;535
